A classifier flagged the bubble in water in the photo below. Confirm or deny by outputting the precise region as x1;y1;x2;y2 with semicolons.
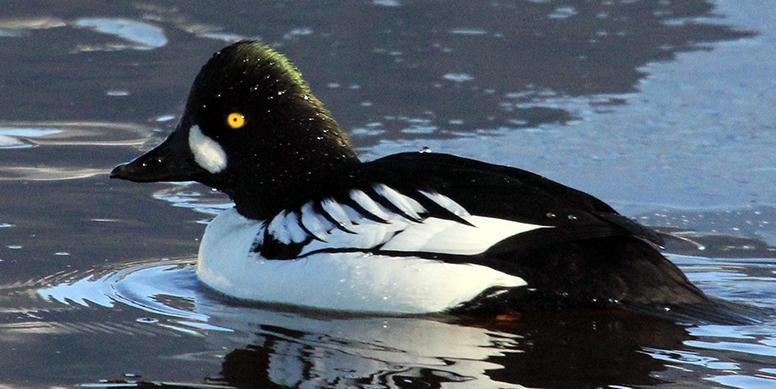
136;317;159;324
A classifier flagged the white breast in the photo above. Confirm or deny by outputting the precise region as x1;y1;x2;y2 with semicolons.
196;208;529;313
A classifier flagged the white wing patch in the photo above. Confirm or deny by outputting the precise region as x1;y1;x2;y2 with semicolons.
300;202;334;241
320;198;354;230
419;190;470;217
283;211;307;243
373;184;425;219
380;216;543;255
267;211;291;244
349;189;390;220
264;184;551;256
267;210;307;244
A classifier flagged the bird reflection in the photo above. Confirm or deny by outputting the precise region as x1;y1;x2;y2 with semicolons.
36;256;704;388
207;308;692;388
35;261;696;388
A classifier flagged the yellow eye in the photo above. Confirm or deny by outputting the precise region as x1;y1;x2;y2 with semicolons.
226;112;246;129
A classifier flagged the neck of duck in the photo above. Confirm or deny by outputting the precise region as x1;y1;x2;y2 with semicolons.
221;119;360;220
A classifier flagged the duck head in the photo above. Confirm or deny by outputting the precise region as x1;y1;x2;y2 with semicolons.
111;41;359;219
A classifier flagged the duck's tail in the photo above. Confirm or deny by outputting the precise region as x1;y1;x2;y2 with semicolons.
468;236;770;325
618;296;768;325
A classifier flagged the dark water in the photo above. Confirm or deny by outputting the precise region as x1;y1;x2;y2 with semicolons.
1;1;776;388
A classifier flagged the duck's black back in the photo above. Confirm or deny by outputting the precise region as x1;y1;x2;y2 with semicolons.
357;152;660;244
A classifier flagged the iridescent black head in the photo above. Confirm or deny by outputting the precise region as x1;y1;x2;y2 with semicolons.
111;41;359;218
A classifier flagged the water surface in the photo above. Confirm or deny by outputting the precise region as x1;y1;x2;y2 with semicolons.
1;1;775;387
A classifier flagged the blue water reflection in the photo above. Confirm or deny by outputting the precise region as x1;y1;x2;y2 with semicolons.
74;18;168;50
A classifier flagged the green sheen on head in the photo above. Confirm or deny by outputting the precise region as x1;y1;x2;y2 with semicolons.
184;41;346;145
192;41;310;98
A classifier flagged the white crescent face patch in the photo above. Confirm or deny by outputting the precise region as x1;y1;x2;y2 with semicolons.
188;125;227;173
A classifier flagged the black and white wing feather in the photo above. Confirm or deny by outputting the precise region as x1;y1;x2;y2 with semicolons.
256;152;662;261
259;183;550;259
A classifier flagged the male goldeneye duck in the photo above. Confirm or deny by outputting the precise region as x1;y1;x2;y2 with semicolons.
111;41;754;322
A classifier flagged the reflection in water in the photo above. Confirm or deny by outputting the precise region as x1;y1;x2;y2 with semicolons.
0;16;168;51
0;1;754;140
0;166;106;181
74;18;168;50
218;316;515;388
0;121;150;180
30;260;693;388
16;233;774;388
0;127;61;149
295;0;754;143
0;17;66;37
0;121;150;146
216;312;690;389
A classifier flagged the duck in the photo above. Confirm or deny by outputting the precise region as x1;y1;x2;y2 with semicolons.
111;40;756;322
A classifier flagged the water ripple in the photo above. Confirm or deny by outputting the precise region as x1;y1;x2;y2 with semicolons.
0;121;150;180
